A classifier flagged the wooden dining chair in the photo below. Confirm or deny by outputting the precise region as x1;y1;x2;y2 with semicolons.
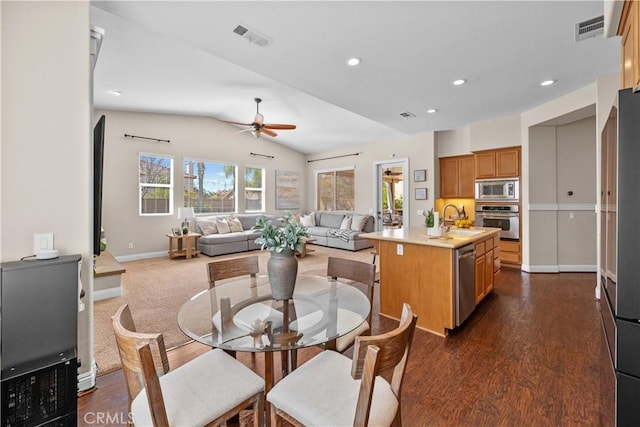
111;304;264;427
207;255;259;289
326;256;377;353
267;303;418;427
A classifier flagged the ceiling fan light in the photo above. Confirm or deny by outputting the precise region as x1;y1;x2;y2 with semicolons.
251;129;261;139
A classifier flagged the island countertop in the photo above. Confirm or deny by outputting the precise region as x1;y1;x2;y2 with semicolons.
360;226;501;249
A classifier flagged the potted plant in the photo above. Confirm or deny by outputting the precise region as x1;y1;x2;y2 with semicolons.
253;211;309;300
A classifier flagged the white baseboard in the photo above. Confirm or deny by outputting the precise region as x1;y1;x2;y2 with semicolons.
78;360;97;392
521;264;596;273
93;286;122;301
115;251;167;263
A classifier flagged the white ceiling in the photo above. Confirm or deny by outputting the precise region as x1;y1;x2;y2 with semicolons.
91;1;620;155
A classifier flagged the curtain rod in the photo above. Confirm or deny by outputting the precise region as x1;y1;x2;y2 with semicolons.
307;152;361;163
250;152;275;159
124;134;170;143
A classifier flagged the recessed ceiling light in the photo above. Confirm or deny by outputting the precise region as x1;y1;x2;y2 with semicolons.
110;90;122;96
540;79;556;87
427;109;438;114
452;79;466;86
346;57;361;66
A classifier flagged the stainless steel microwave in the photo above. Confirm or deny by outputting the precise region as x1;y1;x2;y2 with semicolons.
475;179;519;201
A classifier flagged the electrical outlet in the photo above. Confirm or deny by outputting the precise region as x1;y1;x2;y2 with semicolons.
569;212;575;220
128;242;134;249
417;209;424;216
396;244;403;256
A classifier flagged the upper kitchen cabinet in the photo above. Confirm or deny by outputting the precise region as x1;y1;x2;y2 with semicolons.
440;155;474;198
619;0;640;89
474;147;521;179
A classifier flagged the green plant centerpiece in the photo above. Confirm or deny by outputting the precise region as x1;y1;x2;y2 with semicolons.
253;211;309;300
424;208;435;228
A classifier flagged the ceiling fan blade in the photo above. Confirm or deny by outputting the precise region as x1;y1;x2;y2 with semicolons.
235;128;254;135
261;128;278;138
219;119;253;126
264;124;296;130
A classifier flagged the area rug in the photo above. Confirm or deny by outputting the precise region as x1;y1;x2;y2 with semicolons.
94;245;375;375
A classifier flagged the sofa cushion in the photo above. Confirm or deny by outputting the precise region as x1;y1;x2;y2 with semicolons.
339;216;352;230
228;217;243;232
197;220;218;235
300;213;315;227
318;213;345;229
351;214;369;231
306;226;330;237
216;218;231;234
235;215;261;231
200;233;248;244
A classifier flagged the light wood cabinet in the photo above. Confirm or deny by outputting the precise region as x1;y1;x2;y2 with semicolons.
619;0;640;89
499;240;521;265
439;155;474;198
474;236;495;304
474;147;520;179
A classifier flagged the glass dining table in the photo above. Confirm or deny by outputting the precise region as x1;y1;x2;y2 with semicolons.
177;275;371;394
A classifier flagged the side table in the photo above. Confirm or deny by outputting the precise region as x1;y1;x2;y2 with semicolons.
166;232;202;259
296;237;317;259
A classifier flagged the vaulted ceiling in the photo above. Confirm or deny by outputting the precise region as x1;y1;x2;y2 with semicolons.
92;1;620;154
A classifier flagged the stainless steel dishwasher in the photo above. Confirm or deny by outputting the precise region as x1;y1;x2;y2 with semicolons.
455;243;476;326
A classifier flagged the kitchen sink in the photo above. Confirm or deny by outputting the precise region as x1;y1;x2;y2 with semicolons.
447;229;484;237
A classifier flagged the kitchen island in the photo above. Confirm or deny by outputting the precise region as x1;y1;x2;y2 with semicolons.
360;226;500;336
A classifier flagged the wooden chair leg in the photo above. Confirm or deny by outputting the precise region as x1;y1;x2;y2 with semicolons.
270;405;283;427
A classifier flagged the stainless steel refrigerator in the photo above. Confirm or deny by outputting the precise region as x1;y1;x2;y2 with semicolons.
601;87;640;426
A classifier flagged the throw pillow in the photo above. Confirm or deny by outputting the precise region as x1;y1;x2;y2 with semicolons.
340;215;352;230
351;214;368;232
215;218;231;234
228;217;243;232
300;213;315;227
198;221;218;235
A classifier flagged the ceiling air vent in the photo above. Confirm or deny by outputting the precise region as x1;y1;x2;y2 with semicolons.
232;24;272;48
575;15;604;42
399;111;416;118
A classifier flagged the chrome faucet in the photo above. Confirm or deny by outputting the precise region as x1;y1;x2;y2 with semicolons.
442;204;462;224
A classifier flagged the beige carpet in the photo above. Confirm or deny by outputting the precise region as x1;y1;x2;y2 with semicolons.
94;245;375;375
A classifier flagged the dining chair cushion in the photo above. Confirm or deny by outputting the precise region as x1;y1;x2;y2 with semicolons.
267;350;398;426
131;348;264;426
335;320;370;352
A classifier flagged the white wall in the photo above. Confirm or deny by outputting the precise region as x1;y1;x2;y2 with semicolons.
304;131;436;229
469;114;521;151
1;2;93;389
435;126;471;157
96;110;307;258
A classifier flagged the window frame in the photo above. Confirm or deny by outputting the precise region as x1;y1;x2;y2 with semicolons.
183;158;238;215
314;166;356;211
139;152;174;216
244;164;266;213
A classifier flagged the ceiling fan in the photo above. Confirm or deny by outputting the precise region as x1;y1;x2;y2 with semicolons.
221;97;296;138
384;168;402;176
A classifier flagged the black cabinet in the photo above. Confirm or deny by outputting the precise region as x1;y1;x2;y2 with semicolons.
0;255;80;426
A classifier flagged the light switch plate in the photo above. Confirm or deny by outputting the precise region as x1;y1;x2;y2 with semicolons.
396;244;403;255
34;232;54;254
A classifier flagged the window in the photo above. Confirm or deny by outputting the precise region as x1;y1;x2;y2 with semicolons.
244;165;265;212
139;153;173;215
183;159;237;214
316;168;355;211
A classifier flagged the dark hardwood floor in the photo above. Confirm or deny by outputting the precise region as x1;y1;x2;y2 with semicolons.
78;269;614;426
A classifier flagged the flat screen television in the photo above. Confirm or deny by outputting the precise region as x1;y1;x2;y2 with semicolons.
93;115;105;256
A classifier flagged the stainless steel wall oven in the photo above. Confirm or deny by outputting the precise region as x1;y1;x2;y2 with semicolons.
474;204;519;241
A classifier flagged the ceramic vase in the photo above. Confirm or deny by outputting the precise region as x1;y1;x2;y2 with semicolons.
268;248;298;300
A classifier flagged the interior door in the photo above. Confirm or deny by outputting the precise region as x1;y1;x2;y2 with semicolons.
374;160;409;231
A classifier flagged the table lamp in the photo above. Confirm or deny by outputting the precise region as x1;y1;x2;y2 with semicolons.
178;207;195;235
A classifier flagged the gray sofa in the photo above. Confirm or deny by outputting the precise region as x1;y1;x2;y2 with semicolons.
304;211;375;251
195;214;275;257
